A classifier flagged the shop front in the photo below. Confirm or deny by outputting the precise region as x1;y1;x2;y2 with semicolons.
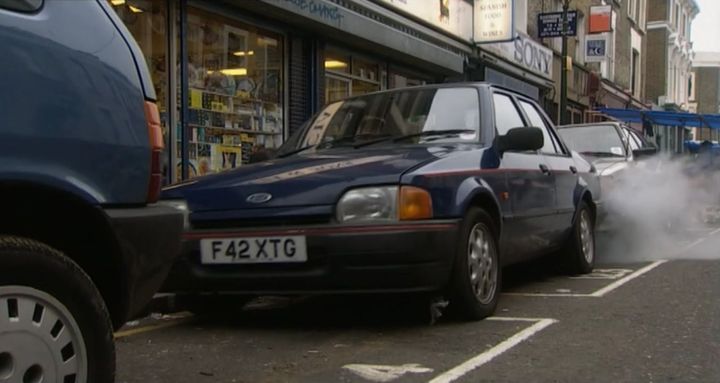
110;0;470;183
469;32;555;111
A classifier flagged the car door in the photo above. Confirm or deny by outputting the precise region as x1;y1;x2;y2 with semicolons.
517;98;577;248
492;92;556;260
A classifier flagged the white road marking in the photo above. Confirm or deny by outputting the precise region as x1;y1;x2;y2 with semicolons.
684;238;706;250
343;363;433;382
568;268;633;280
503;261;668;298
428;317;557;383
589;260;667;297
709;227;720;236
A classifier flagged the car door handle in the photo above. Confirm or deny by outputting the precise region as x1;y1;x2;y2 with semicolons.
569;166;578;174
539;164;551;175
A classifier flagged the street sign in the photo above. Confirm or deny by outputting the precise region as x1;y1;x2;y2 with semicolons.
537;11;578;38
585;34;609;62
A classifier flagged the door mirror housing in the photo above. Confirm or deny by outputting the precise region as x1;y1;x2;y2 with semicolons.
496;127;544;154
632;146;658;159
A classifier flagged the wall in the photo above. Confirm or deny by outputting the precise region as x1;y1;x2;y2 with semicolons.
695;67;720;114
646;28;668;104
647;0;668;22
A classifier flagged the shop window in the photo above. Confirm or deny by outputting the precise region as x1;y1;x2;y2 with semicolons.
388;67;430;89
109;0;170;182
183;8;284;178
324;47;381;103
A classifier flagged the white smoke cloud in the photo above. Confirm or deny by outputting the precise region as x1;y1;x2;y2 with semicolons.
596;153;720;263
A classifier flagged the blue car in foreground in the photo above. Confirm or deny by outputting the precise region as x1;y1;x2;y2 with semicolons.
161;83;600;320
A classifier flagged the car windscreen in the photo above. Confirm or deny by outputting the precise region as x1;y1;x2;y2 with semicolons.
300;87;480;150
557;125;626;157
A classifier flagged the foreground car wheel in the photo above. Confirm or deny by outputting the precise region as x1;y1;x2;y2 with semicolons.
0;237;115;383
449;208;500;321
562;201;595;275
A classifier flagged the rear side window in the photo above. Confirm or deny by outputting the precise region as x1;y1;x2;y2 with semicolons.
518;100;563;155
0;0;43;12
493;94;525;136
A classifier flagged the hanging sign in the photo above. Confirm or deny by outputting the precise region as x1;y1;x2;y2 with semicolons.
585;34;609;62
377;0;473;40
589;5;613;33
473;0;514;43
537;11;578;38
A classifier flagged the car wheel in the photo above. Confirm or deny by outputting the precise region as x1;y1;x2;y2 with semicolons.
562;201;595;275
449;208;501;321
0;236;115;383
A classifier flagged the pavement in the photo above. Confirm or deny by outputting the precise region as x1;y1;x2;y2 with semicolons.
115;225;720;383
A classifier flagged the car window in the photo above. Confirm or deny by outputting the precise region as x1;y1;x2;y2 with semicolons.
0;0;42;12
300;87;481;149
557;124;626;157
493;94;525;136
624;128;641;151
518;100;560;154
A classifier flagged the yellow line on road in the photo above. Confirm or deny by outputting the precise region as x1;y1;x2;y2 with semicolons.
114;316;194;339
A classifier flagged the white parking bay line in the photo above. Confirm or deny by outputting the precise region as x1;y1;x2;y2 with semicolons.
589;260;667;297
709;227;720;236
428;317;557;383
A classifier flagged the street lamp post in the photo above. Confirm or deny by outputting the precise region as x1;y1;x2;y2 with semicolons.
560;0;571;125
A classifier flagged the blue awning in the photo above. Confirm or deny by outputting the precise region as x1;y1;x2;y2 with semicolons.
597;108;720;129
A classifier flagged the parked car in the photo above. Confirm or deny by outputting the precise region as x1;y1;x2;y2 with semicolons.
161;83;600;321
0;1;184;382
557;122;658;226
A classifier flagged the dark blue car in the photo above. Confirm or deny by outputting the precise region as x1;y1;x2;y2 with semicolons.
161;83;600;320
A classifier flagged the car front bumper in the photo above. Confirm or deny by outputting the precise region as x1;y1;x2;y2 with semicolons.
161;220;461;294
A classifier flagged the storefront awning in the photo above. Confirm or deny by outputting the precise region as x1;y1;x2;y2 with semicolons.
598;108;720;129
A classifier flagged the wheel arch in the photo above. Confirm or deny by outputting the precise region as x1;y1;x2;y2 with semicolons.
0;181;129;328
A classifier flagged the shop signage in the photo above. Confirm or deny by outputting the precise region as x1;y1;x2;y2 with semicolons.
474;0;514;43
378;0;473;40
585;34;609;62
589;5;613;33
537;11;578;38
483;32;553;79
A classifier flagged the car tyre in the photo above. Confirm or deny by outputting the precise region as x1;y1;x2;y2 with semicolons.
0;236;115;383
448;207;501;321
561;201;595;275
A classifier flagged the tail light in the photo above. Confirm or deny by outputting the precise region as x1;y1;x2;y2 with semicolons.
144;101;164;203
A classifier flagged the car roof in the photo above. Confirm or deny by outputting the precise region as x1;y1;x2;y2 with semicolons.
557;122;625;130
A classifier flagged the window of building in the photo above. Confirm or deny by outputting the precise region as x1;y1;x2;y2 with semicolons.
183;8;284;178
631;49;640;97
324;47;383;103
574;12;586;64
493;94;525;136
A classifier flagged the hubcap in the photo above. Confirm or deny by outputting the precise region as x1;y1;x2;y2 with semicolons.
467;224;498;304
0;286;87;383
579;210;594;264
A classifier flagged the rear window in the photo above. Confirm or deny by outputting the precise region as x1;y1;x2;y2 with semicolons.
0;0;43;12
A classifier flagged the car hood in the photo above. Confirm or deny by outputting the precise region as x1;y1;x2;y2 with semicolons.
162;146;454;213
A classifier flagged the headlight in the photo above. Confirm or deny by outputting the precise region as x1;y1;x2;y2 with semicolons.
158;199;190;230
336;186;433;223
336;187;398;223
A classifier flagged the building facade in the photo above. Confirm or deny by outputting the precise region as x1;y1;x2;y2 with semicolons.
689;52;720;141
646;0;699;152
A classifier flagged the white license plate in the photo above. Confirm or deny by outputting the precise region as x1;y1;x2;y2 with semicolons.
200;236;307;264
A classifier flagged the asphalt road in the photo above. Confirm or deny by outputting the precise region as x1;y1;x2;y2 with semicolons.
115;225;720;383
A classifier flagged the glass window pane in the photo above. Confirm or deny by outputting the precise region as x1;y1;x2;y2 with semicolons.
519;100;558;154
493;94;525;135
183;8;284;178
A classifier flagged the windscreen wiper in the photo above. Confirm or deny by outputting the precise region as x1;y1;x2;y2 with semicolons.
354;129;476;148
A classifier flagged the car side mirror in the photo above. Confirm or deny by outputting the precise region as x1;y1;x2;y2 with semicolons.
632;146;658;159
496;127;544;154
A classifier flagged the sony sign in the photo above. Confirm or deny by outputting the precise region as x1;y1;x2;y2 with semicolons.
483;32;553;80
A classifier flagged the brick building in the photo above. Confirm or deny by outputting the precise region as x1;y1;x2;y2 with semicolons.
689;52;720;141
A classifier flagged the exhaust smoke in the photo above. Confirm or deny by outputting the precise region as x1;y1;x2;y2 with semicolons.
597;153;720;263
